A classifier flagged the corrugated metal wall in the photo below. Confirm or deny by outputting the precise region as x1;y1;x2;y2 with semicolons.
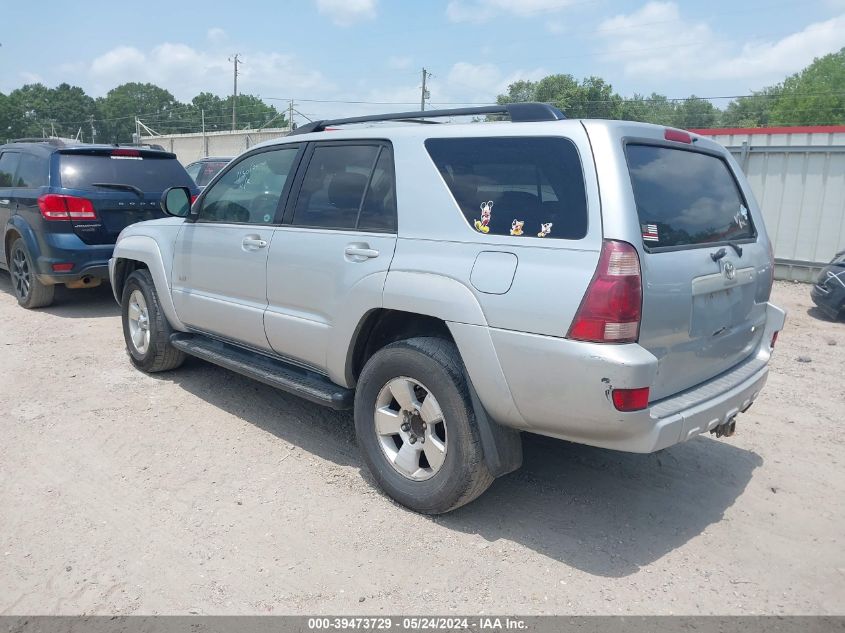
695;127;845;282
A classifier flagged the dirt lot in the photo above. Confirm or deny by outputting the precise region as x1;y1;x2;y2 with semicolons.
0;277;842;615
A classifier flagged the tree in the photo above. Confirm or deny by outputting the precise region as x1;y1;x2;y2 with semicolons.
722;86;782;128
499;74;622;119
0;92;11;141
769;47;845;125
95;82;182;143
673;96;721;129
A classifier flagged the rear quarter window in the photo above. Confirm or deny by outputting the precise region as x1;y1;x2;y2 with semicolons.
425;136;588;240
626;144;755;249
59;154;195;192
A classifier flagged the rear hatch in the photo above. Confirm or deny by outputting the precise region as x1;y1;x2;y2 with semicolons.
56;147;196;245
623;139;773;401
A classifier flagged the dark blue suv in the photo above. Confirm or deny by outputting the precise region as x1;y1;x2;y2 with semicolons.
0;140;197;308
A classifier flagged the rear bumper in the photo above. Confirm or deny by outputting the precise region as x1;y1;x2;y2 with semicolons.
481;302;786;453
32;232;114;285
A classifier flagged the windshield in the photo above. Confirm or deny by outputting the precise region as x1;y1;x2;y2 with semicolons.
626;144;755;249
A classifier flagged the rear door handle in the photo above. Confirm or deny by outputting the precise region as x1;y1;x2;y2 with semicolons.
345;246;379;259
242;237;268;249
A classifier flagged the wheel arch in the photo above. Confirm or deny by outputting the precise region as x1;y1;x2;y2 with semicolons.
111;235;186;332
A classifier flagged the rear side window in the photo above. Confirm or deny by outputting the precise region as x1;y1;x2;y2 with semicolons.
58;154;195;192
626;145;755;249
425;137;588;240
15;154;49;188
0;152;20;188
292;143;397;232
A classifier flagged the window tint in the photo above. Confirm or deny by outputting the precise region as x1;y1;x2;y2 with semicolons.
425;137;588;240
199;147;298;224
59;154;194;191
293;145;381;230
15;154;49;188
357;148;397;232
185;162;202;182
626;145;755;249
0;152;21;188
197;161;229;186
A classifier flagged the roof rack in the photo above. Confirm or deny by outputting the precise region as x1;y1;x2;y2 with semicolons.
289;102;565;136
10;137;71;146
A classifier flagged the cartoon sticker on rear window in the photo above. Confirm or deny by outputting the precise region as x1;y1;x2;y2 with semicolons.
537;222;553;238
510;219;524;236
474;201;493;233
735;205;749;228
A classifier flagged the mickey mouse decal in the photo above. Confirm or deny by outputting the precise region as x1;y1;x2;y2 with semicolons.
537;222;553;238
510;219;525;236
475;201;493;233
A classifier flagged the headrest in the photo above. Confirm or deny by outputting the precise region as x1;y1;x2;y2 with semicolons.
328;172;368;209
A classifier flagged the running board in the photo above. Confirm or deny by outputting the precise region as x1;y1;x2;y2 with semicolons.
170;333;353;410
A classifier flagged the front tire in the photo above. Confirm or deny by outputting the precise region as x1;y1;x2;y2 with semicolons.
10;238;54;309
354;337;493;514
121;268;185;373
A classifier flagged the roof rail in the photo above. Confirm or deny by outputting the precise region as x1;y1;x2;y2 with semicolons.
10;137;70;146
289;102;565;136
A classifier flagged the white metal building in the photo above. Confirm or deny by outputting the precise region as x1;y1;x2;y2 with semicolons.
693;126;845;281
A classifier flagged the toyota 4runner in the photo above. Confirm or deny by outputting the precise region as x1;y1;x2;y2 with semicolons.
109;103;785;514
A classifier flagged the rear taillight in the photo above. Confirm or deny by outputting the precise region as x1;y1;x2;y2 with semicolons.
568;240;642;344
37;194;97;221
51;263;74;272
612;387;650;412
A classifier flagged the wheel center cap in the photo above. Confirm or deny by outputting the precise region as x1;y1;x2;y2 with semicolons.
408;410;426;438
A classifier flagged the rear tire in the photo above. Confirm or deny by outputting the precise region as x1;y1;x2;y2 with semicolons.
354;336;493;514
121;268;185;373
9;238;55;309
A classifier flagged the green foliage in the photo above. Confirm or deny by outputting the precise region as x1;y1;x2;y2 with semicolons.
769;48;845;125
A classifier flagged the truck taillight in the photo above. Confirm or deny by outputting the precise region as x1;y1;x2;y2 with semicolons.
568;240;642;344
612;387;650;412
38;194;97;221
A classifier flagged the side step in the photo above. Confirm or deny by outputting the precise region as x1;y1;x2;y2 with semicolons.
170;333;354;410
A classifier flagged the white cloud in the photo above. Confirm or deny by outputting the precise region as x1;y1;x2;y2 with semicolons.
87;43;330;102
206;27;228;44
446;62;548;100
387;55;413;70
447;0;577;23
19;72;45;84
598;2;845;86
315;0;377;26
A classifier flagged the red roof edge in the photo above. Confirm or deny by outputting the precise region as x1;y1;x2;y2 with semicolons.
690;125;845;136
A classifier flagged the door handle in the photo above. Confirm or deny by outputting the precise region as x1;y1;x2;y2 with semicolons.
242;237;268;249
345;246;379;259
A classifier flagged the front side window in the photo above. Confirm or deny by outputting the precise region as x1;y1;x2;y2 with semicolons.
292;144;396;232
425;137;588;240
626;144;755;249
199;147;298;224
0;152;21;188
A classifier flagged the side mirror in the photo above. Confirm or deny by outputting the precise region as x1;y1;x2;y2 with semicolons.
161;186;193;218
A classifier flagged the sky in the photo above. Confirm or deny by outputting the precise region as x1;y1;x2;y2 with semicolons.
2;0;845;124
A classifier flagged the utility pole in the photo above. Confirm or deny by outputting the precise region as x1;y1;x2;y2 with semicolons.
229;53;241;131
420;68;431;111
89;116;96;144
288;100;294;131
134;117;142;144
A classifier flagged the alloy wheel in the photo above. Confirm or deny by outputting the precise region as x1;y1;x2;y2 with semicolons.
11;247;31;300
374;377;447;481
127;290;151;355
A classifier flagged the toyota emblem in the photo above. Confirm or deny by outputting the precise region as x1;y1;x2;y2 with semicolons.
723;261;736;280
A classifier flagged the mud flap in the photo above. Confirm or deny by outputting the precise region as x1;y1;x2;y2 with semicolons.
465;371;523;478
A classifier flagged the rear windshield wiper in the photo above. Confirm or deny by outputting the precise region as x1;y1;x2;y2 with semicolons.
91;183;144;198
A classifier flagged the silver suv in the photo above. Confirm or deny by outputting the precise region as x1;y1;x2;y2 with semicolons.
109;103;785;514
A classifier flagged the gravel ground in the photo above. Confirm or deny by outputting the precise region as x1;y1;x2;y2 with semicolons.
0;277;842;615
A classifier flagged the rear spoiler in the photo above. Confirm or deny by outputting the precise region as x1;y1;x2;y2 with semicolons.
56;147;177;159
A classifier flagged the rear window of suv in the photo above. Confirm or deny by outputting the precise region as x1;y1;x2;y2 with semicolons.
626;144;755;249
425;137;588;240
58;153;195;192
